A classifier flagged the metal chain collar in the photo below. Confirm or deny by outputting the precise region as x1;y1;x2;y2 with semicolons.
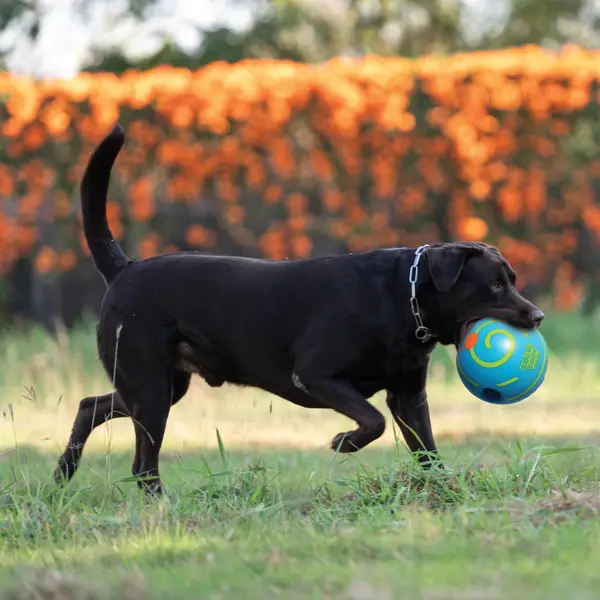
409;244;433;343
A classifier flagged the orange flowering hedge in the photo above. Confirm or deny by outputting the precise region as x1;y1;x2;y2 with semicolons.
1;45;600;308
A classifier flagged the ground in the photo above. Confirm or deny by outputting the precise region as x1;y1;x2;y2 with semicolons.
0;315;599;599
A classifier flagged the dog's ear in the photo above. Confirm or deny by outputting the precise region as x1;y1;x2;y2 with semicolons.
473;241;502;257
426;244;482;292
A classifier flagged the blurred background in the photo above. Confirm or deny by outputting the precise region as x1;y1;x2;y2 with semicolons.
1;0;600;452
2;0;600;325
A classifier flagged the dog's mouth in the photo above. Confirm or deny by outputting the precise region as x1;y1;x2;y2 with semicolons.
454;318;480;347
454;312;542;347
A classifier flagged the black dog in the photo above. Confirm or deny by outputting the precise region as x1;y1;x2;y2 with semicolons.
55;124;545;494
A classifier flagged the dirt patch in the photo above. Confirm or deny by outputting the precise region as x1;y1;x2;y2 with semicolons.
7;569;147;600
344;581;505;600
422;588;503;600
345;580;392;600
513;488;600;525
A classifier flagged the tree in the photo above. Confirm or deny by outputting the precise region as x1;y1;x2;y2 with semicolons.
0;0;161;71
472;0;597;50
2;0;600;75
83;0;342;72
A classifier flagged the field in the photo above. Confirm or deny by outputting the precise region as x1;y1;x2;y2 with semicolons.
1;312;600;599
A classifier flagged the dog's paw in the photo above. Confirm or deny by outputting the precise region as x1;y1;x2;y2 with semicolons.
53;465;67;486
53;456;75;485
331;431;360;453
135;475;165;497
413;450;444;470
143;484;166;499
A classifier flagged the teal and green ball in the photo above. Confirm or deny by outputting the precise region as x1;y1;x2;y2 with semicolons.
456;318;548;405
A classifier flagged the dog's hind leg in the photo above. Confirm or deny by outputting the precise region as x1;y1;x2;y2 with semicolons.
55;371;190;491
130;370;191;489
107;323;188;496
121;377;173;496
54;392;130;484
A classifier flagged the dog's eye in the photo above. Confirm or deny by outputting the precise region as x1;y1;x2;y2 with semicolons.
490;281;503;292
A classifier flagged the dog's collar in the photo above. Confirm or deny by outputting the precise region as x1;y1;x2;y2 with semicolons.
409;245;434;343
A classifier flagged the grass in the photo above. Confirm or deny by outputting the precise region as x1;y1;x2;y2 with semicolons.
1;311;600;598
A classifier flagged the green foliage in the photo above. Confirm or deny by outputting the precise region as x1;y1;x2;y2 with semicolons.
476;0;592;49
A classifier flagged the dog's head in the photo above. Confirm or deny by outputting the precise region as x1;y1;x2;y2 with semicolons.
421;242;544;346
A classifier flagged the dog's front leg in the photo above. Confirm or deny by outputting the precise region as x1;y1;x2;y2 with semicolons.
385;365;441;468
293;370;386;453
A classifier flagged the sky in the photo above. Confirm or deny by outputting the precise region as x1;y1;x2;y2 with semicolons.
1;0;499;79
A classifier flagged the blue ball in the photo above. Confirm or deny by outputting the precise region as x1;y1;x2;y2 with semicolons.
456;318;549;405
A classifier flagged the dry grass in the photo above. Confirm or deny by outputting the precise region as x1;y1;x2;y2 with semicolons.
2;315;599;455
1;355;598;458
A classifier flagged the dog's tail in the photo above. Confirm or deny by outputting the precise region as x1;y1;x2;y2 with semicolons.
81;123;132;286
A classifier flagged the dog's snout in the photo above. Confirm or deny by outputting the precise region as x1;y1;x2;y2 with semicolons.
529;308;545;327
